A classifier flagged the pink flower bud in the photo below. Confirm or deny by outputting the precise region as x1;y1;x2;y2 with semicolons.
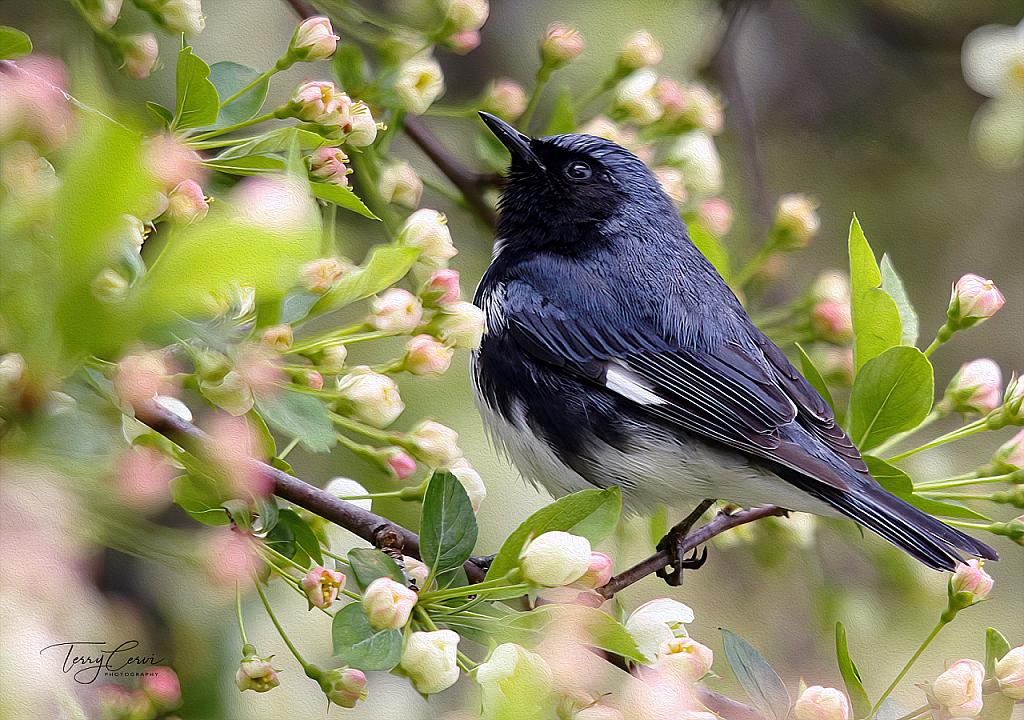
933;658;985;717
306;146;349;186
403;556;430;587
995;646;1024;700
945;359;1003;415
657;637;714;683
362;577;417;629
436;301;485;349
446;30;481;54
142;667;181;708
405;334;453;376
793;686;850;720
400;629;460;694
383;450;416;481
992;429;1024;472
303;370;324;390
235;652;280;693
119;34;160;80
301;566;346;609
300;257;351;293
290;16;339;62
370;288;423;333
519;531;591;586
166;179;209;226
444;0;489;33
261;324;293;352
409;420;461;467
0;55;75;150
773;193;820;249
697;197;733;237
395;51;445;115
399;209;458;265
619;30;663;70
614;69;663;125
950;558;994;601
948;274;1005;328
449;457;486;512
378;160;423;209
578;552;613;588
83;0;123;29
289;80;346;122
143;134;207;191
681;82;724;134
159;0;206;35
542;23;585;68
811;300;853;344
321;667;367;708
337;366;404;427
424;269;461;305
483;78;528;120
810;270;852;304
653;166;687;205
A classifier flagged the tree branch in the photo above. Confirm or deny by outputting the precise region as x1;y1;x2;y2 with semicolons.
597;504;789;599
134;401;486;583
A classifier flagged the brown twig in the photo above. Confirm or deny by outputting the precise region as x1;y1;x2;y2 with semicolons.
597;504;788;598
135;401;486;583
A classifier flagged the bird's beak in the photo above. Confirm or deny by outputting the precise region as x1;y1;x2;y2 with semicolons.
479;111;545;170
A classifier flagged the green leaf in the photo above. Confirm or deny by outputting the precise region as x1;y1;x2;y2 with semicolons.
848;346;933;450
217;127;333;159
172;45;220;130
796;343;835;411
984;628;1012;678
203;154;286;176
347;548;405;591
146;101;174;127
246;408;276;458
332;43;369;96
254;389;335;452
516;605;648;664
485;486;621;582
331;603;403;671
420;471;478;578
169;474;230;526
721;628;791;720
864;456;991;520
880;254;919;347
848;215;903;371
277;508;324;567
305;244;420;319
252;495;279;534
690;223;732;279
208;61;269;128
309;182;380;219
835;622;871;720
432;609;540;648
544;89;577;135
0;27;32;60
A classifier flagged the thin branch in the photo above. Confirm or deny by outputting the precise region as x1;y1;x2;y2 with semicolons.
134;401;486;583
597;505;788;599
283;0;317;19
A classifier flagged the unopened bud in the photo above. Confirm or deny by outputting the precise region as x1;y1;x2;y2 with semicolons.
991;429;1024;472
519;530;591;587
578;551;613;588
669;131;723;194
400;630;460;694
405;334;453;376
306;146;350;186
772;193;820;249
1000;374;1024;424
344;101;378;147
435;301;485;349
446;29;481;54
944;359;1003;415
84;0;123;29
362;577;417;629
408;419;461;467
300;257;351;293
379;160;423;209
302;370;324;390
336;367;405;428
619;30;662;70
950;558;994;602
386;451;417;481
289;16;338;63
697;197;733;236
158;0;206;35
398;209;457;265
947;273;1005;329
118;34;160;80
933;658;985;718
370;288;423;333
166;179;209;226
444;0;489;32
657;637;714;683
423;269;461;305
483;78;528;120
403;555;430;587
793;686;849;720
261;324;293;352
235;649;280;693
321;344;348;371
541;23;585;69
995;646;1024;700
449;457;486;512
320;667;368;708
395;51;445;115
614;69;663;126
811;300;853;345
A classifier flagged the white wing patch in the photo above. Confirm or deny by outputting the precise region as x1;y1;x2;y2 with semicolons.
605;361;666;406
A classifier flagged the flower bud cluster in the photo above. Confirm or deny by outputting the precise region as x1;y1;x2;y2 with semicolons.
285;81;377;146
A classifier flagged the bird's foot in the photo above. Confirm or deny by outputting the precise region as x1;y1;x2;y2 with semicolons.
468;554;496;572
655;499;715;586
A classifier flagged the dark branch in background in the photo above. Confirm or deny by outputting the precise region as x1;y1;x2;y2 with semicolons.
284;0;317;19
135;401;487;583
597;504;788;599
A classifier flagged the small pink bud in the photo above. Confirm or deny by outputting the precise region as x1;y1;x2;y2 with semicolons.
336;367;405;428
409;420;461;467
948;274;1005;328
290;16;338;62
362;577;417;629
446;30;481;54
578;551;613;588
793;686;849;720
300;257;351;293
950;558;994;601
992;429;1024;472
449;457;486;512
444;0;489;33
116;446;174;512
773;193;820;249
289;80;346;122
405;334;453;376
483;78;528;120
142;666;181;708
657;636;714;683
653;166;687;205
697;197;733;237
235;651;280;693
386;451;417;481
261;324;293;352
542;23;585;68
400;630;461;694
119;34;160;80
399;209;457;265
166;179;209;226
306;146;350;186
378;160;423;209
619;30;663;70
370;288;423;333
519;531;591;587
395;51;445;115
995;646;1024;700
436;301;485;349
811;300;853;344
424;269;461;305
303;370;324;390
933;659;985;717
300;566;346;609
321;667;367;708
945;359;1003;415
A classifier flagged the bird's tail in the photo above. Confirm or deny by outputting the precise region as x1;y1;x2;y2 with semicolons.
791;474;998;571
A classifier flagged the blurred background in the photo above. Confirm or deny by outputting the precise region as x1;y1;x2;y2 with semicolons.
1;0;1022;718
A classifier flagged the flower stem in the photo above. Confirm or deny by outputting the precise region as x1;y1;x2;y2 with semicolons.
521;66;553;129
915;472;1015;491
236;581;249;646
871;617;948;717
277;436;301;460
252;574;312;672
219;68;276;109
885;420;990;463
191;111;280;142
871;410;943;456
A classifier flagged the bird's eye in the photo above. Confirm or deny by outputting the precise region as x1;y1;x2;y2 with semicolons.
565;161;593;181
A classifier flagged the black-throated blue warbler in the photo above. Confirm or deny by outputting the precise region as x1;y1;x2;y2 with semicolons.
471;111;997;578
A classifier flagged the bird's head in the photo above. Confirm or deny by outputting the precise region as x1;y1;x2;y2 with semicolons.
479;112;680;250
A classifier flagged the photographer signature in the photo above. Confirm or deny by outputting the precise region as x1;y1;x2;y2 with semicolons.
40;641;165;684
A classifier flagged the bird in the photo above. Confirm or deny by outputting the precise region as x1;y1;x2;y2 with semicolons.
471;110;998;579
